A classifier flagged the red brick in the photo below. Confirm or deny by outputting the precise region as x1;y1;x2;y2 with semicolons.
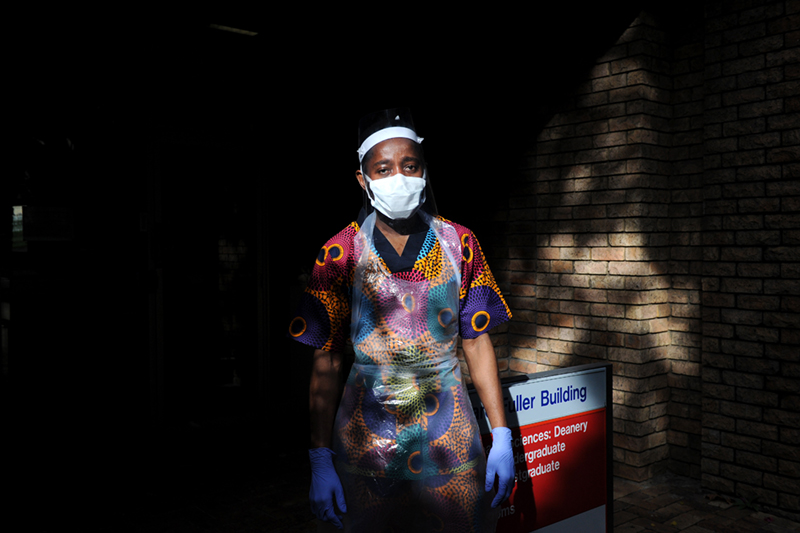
508;359;538;375
573;288;608;302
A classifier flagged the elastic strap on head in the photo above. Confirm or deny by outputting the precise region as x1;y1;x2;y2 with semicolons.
357;127;424;163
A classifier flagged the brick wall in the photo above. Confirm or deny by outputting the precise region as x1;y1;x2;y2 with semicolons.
494;0;799;519
700;0;800;516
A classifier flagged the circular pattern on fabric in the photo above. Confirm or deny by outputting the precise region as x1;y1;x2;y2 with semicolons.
424;393;440;417
437;308;454;328
375;277;430;341
461;234;473;264
316;244;346;266
288;316;306;337
401;293;415;313
471;311;490;333
328;243;344;261
291;293;330;346
460;286;510;338
384;424;429;479
408;450;423;474
426;390;455;442
426;282;458;343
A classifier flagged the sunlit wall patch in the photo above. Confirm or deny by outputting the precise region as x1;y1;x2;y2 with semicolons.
289;316;307;337
471;311;490;333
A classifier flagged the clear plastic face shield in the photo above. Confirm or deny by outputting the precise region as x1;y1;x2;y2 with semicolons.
357;108;438;227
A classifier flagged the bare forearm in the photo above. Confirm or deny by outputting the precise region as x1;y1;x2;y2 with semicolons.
462;334;507;429
309;349;343;448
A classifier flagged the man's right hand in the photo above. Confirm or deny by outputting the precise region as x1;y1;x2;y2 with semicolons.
309;447;347;529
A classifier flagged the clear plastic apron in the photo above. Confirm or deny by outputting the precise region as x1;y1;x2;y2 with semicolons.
330;211;493;532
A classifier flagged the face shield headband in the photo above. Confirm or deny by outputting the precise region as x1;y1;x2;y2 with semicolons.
357;127;424;163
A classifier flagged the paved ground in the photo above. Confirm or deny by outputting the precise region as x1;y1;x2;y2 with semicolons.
109;460;800;532
16;425;799;532
613;472;800;533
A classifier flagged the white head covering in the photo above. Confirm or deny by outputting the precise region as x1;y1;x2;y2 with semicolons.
356;109;423;164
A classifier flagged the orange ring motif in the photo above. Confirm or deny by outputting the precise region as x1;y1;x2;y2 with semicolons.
437;308;454;328
471;311;490;332
461;234;474;264
315;247;327;266
316;244;345;266
408;450;422;474
401;293;415;313
385;393;399;415
289;316;307;337
424;393;439;416
328;243;344;262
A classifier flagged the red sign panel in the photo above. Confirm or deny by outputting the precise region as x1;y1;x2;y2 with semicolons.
483;408;607;532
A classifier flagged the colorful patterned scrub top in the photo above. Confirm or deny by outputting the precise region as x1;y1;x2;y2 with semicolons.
288;214;511;352
291;211;512;531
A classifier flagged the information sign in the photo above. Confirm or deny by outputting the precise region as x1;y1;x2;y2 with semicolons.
469;364;613;533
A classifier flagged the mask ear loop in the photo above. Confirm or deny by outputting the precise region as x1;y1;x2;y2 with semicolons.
360;166;376;214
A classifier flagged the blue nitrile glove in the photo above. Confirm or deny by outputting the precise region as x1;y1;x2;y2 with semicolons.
309;447;347;529
485;426;515;508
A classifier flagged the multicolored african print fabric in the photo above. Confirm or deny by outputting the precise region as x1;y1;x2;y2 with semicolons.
289;212;510;532
288;215;511;351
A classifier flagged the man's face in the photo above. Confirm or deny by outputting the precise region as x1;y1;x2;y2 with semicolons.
357;137;424;189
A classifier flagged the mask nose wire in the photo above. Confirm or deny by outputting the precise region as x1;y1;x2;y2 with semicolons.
361;166;427;198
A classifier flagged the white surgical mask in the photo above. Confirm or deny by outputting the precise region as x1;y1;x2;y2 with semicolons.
364;171;426;220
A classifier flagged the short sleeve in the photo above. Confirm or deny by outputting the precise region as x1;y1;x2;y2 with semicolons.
287;223;358;352
455;227;512;339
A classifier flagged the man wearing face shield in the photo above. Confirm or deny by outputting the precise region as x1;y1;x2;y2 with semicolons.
288;108;514;532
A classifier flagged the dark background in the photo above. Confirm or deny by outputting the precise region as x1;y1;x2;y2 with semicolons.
6;4;644;529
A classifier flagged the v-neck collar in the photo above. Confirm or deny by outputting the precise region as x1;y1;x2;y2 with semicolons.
356;208;431;273
373;226;428;273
